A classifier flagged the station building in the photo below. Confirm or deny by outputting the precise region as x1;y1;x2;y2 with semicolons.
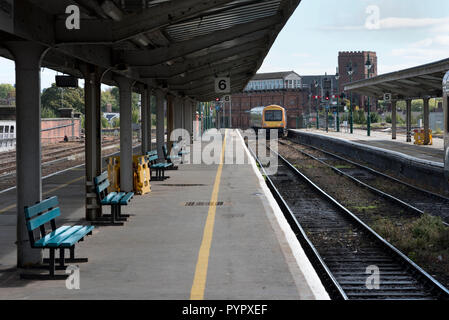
229;71;309;129
228;71;342;129
338;51;378;109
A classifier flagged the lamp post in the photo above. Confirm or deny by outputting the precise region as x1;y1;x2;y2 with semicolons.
365;54;373;136
347;61;354;134
335;67;340;132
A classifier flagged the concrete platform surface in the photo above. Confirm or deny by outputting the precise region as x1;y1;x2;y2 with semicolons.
0;129;328;300
295;128;444;165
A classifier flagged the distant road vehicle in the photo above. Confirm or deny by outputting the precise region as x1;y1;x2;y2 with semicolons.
249;105;287;137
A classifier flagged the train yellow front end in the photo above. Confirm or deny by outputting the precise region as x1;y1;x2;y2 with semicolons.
249;104;286;137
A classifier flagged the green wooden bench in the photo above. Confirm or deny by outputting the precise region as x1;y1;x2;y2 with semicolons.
173;142;190;156
93;171;134;226
21;196;94;279
146;152;172;180
162;144;181;168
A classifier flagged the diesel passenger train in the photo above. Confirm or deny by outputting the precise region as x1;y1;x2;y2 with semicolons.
249;105;287;137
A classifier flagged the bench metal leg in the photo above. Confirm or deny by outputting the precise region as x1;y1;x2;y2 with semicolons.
43;247;88;264
116;205;130;219
91;206;125;226
59;248;65;268
50;248;55;276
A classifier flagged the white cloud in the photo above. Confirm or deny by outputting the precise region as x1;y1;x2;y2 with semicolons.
291;52;311;58
379;63;418;74
410;38;433;48
379;17;449;29
321;16;449;32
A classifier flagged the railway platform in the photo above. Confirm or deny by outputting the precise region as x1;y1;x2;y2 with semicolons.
0;129;328;300
292;128;444;165
289;128;447;194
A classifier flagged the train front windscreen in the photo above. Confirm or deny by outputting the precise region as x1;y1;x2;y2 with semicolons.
264;110;283;121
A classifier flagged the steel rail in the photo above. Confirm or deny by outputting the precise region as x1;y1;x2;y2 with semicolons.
282;139;449;227
250;140;449;299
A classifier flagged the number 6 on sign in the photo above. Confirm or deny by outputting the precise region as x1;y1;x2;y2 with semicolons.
215;77;230;93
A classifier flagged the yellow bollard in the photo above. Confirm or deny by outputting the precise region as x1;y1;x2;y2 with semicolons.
107;156;120;192
413;130;421;145
133;155;151;195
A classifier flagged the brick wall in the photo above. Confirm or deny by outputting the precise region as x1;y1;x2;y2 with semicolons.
338;51;377;110
41;118;81;144
228;89;308;129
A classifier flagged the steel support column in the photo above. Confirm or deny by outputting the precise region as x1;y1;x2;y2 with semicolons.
147;89;153;152
80;64;103;221
406;99;412;142
443;70;449;178
184;99;193;140
391;100;397;140
423;97;430;145
173;97;183;143
6;41;47;267
140;85;150;155
156;90;165;160
115;76;134;192
167;94;175;154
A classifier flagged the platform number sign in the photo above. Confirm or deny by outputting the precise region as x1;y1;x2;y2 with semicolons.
215;77;230;94
222;95;231;103
383;93;392;102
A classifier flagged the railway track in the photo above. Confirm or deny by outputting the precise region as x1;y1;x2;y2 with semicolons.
248;143;449;300
281;139;449;225
0;139;120;175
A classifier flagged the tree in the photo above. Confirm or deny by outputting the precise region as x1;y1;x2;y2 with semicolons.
41;107;57;118
101;88;118;112
101;113;110;128
106;86;140;111
132;108;141;124
0;83;15;100
112;117;120;128
41;83;84;115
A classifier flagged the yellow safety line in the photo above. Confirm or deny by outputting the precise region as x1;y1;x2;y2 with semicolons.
190;130;227;300
0;175;84;214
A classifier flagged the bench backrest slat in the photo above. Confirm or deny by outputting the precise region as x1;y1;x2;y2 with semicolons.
96;179;110;194
94;171;109;185
26;207;60;231
147;150;157;156
24;196;59;219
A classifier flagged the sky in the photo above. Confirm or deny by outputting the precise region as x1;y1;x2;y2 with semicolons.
1;0;449;89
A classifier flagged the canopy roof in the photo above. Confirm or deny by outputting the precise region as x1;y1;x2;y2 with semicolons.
0;0;301;101
344;57;449;100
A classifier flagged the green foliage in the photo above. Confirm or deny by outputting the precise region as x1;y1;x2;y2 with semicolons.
101;114;110;128
369;112;380;123
374;214;449;258
0;83;15;100
132;108;140;124
112;117;120;128
41;83;84;115
353;110;366;124
101;88;118;112
41;107;57;118
385;114;405;124
411;100;423;112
